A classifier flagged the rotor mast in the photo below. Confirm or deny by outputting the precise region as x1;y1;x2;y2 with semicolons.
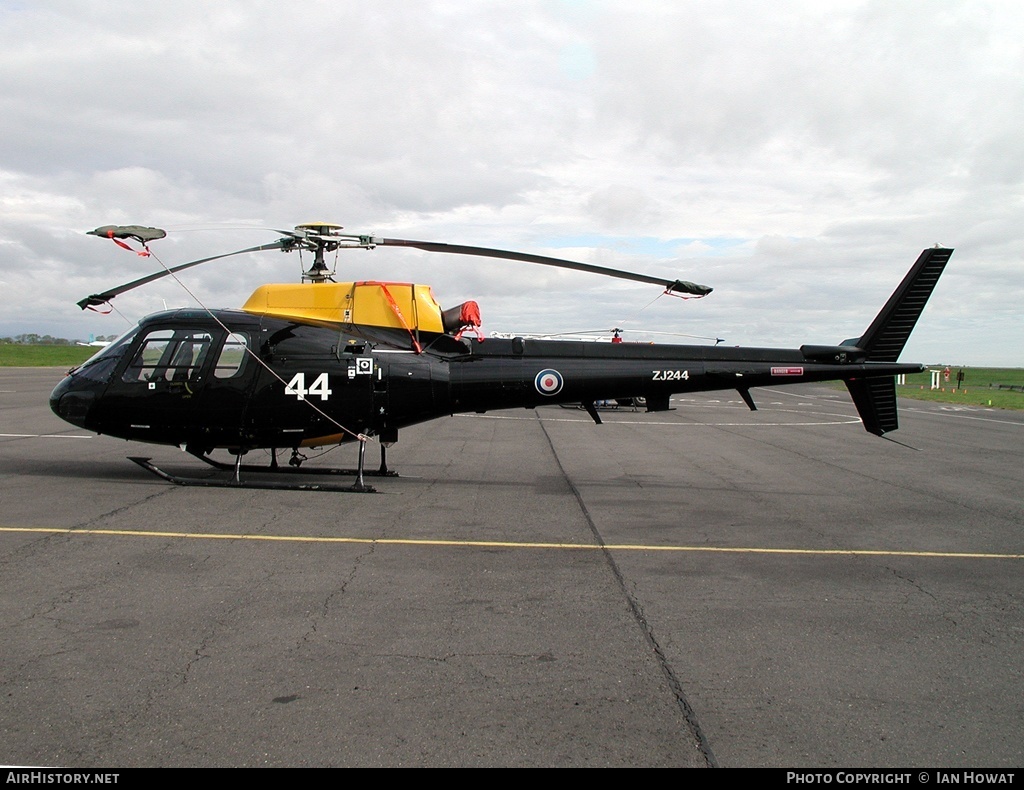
296;223;346;283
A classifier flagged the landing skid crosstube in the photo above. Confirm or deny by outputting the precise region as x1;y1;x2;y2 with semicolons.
128;441;400;493
128;457;380;492
191;448;399;479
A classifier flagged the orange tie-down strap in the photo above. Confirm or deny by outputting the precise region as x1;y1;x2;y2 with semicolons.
358;281;423;353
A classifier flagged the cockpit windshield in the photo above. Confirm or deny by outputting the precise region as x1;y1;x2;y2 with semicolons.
69;325;140;383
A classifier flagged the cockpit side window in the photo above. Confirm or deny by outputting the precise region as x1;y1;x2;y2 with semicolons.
213;332;249;379
122;329;214;383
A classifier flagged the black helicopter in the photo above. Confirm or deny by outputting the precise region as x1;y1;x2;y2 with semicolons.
50;223;953;491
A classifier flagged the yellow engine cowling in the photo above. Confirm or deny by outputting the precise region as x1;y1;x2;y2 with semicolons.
241;281;447;333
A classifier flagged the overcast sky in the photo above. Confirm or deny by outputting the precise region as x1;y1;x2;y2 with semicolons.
1;0;1021;365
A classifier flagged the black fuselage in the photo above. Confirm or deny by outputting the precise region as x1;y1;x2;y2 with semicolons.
50;307;921;454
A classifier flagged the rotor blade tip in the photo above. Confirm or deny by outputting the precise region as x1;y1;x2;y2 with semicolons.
668;280;713;296
87;225;167;242
77;294;109;310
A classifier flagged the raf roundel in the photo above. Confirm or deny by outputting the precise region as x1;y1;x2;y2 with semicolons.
534;368;564;396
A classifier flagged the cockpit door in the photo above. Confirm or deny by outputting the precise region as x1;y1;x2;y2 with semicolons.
97;325;252;446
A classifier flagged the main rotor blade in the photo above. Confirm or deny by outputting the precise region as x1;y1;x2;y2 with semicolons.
77;240;290;309
372;238;713;296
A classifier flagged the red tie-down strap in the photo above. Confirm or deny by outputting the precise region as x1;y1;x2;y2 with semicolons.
373;282;423;353
661;288;707;300
106;229;151;257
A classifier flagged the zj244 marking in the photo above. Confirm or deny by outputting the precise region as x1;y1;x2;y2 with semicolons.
652;369;690;381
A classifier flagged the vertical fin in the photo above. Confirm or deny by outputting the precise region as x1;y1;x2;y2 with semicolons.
854;247;953;361
845;377;898;436
844;247;952;436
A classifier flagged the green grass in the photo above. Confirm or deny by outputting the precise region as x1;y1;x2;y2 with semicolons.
0;345;98;367
895;366;1024;411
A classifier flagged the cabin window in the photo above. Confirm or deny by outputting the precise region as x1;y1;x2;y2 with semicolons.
122;329;214;383
213;332;249;379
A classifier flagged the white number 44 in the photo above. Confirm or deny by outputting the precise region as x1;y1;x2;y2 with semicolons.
285;372;333;401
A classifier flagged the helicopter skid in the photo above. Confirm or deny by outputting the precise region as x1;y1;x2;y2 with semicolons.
127;457;379;493
191;452;400;478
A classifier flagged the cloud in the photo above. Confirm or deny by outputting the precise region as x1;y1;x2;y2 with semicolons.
0;0;1020;365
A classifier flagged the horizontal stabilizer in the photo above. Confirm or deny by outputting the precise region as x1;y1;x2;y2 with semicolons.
845;377;898;436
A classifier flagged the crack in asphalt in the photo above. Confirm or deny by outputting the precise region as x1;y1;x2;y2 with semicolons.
535;415;718;769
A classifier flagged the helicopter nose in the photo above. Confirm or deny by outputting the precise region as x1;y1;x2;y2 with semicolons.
50;375;94;429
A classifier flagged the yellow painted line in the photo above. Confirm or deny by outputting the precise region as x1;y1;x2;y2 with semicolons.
1;526;1021;559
